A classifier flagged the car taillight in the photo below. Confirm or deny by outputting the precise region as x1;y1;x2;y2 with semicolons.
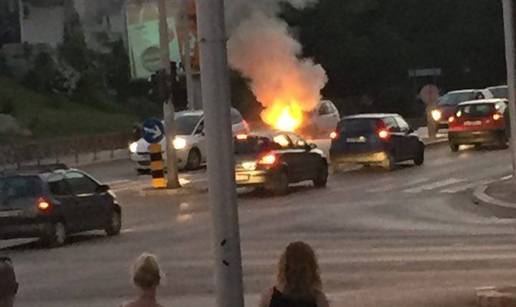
330;131;338;139
258;153;277;165
378;129;390;140
37;197;52;211
493;113;503;121
236;134;248;140
448;116;455;123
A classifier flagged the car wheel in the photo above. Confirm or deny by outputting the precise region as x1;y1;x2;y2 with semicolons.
105;210;122;236
313;161;328;188
382;153;396;171
186;148;201;170
449;143;459;152
268;171;289;195
44;221;66;247
413;144;425;166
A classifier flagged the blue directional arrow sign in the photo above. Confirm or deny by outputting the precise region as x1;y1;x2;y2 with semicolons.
142;118;165;144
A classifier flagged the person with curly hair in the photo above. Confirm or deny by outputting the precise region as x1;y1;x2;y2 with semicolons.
259;241;330;307
122;253;164;307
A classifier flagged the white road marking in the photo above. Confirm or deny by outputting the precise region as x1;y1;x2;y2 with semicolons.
403;178;464;193
501;175;513;180
368;177;431;193
440;179;494;194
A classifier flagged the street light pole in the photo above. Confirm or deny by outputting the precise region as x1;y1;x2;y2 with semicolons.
158;0;181;188
179;0;195;110
196;1;245;307
502;0;516;181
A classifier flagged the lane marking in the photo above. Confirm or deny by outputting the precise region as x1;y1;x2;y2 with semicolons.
368;177;431;193
501;175;513;181
403;178;464;194
440;179;494;194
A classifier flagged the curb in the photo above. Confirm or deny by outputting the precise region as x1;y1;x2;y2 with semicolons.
476;286;516;307
139;184;208;197
473;184;516;218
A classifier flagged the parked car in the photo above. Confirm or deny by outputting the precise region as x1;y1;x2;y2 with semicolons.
431;89;493;129
448;99;509;152
129;108;250;173
234;132;328;195
330;114;425;171
300;100;340;138
486;85;508;99
0;164;121;247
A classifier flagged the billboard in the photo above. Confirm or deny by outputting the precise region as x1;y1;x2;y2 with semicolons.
126;0;199;80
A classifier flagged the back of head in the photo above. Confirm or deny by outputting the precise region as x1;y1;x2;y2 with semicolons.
277;241;322;299
0;257;18;306
132;253;161;290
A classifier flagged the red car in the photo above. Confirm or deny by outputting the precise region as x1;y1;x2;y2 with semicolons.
448;99;509;152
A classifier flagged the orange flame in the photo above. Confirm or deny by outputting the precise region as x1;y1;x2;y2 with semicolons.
262;100;303;132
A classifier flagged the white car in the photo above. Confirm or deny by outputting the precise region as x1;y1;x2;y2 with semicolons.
301;100;340;137
129;108;250;173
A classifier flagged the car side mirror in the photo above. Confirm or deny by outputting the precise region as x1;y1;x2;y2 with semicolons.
96;184;110;193
306;143;317;151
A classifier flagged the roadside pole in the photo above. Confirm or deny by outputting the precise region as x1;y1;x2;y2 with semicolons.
179;0;195;110
158;0;181;188
502;0;516;181
196;1;245;307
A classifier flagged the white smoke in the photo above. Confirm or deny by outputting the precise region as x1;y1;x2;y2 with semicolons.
226;0;327;117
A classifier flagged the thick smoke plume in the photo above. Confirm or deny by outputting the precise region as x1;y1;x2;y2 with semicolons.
226;0;327;125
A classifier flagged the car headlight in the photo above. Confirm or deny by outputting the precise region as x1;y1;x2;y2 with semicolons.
242;161;257;171
431;110;442;121
129;142;138;153
173;137;187;150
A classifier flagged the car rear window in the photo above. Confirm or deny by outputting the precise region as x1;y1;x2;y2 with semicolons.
234;137;279;154
0;176;42;202
458;104;495;117
338;118;380;133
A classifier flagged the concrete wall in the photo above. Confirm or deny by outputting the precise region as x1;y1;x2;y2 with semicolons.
21;4;64;47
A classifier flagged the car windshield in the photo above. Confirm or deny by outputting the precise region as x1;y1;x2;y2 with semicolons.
0;176;41;203
438;92;477;106
489;87;508;99
234;136;280;154
458;103;495;117
338;118;380;133
175;114;202;135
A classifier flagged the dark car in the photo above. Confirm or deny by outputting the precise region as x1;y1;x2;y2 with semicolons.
234;132;328;195
448;99;509;152
0;165;122;247
330;114;425;171
431;89;493;129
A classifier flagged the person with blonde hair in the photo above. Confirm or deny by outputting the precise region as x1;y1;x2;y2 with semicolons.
122;253;164;307
259;241;330;307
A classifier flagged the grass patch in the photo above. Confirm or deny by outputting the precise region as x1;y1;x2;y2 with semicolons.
0;77;137;139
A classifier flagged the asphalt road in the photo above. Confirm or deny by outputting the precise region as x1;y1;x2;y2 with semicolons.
2;143;516;307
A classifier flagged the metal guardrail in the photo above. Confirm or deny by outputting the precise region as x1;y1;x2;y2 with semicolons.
0;132;132;168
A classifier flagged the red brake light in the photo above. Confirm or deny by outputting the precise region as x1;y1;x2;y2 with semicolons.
37;197;52;211
330;131;338;139
493;113;503;121
378;129;389;139
259;153;277;165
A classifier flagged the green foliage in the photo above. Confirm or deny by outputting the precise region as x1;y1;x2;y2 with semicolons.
0;77;136;138
22;52;63;94
59;9;89;72
0;97;14;114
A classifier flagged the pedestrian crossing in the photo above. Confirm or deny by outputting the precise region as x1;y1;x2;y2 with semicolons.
367;175;508;195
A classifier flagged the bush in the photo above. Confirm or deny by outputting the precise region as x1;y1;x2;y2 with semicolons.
0;97;14;114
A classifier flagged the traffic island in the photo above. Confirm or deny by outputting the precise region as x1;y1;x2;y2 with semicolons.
139;179;208;197
473;177;516;218
476;286;516;307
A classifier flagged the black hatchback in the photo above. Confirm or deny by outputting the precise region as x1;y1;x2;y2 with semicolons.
330;114;425;171
234;132;328;195
0;165;122;247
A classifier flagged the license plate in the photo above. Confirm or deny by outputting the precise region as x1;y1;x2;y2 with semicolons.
464;121;482;126
347;137;366;143
235;174;249;182
0;210;22;217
